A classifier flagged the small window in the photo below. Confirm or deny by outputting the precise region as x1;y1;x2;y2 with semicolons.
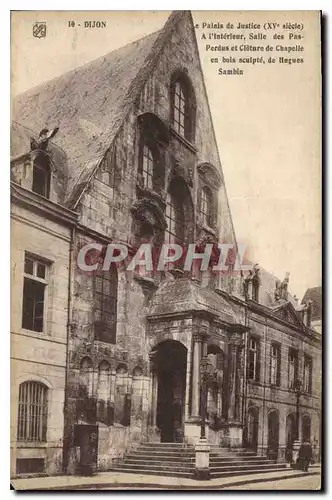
22;254;48;332
200;186;213;227
17;382;48;442
16;458;45;475
32;161;50;198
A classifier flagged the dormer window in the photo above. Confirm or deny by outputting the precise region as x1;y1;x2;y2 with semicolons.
142;145;154;190
32;161;50;198
170;71;196;143
200;186;213;227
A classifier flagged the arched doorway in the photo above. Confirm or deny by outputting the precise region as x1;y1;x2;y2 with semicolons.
302;414;311;442
152;340;187;442
247;406;259;451
286;413;297;462
267;410;279;460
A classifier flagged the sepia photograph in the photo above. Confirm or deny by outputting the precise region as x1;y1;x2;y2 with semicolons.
10;10;322;491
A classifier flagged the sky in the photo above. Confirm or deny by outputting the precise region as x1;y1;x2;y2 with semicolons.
11;10;321;300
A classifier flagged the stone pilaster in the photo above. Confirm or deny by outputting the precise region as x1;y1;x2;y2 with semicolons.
191;332;203;418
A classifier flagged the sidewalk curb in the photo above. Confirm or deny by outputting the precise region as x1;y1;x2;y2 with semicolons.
27;470;321;491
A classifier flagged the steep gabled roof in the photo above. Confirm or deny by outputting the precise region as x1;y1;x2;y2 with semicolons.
11;11;190;207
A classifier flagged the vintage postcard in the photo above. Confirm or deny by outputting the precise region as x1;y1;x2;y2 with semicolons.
10;10;322;491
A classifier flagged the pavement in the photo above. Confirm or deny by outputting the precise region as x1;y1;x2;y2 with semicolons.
11;465;321;491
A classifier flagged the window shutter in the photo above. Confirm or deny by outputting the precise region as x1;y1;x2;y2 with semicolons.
276;347;281;386
256;341;261;382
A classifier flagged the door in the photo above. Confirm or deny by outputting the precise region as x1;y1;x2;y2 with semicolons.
247;407;259;451
267;410;279;460
286;413;297;462
153;340;187;442
74;424;99;475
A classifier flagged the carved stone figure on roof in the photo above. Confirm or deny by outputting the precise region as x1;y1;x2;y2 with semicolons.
274;272;290;301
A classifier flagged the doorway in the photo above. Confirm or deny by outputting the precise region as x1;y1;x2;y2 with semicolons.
286;413;297;462
152;340;187;442
302;414;311;442
267;410;279;460
247;406;259;451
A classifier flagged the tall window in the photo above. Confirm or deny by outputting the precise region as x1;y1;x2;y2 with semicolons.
94;265;118;343
141;145;154;190
17;382;48;442
200;186;213;227
303;355;313;393
173;81;186;137
288;349;298;389
32;161;50;198
171;73;196;142
270;343;281;386
165;192;185;246
248;337;260;382
22;254;48;332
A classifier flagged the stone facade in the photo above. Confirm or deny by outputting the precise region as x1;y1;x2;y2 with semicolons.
11;11;321;477
10;185;77;477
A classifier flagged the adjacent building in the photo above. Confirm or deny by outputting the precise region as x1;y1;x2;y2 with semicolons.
11;11;321;477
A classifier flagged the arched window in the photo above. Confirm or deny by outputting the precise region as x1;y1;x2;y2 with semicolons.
17;382;48;442
170;73;196;142
94;264;118;344
200;186;213;227
141;144;154;190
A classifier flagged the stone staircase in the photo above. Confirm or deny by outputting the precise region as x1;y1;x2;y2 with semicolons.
110;442;288;479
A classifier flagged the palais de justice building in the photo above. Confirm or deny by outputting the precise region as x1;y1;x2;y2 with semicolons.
10;11;321;477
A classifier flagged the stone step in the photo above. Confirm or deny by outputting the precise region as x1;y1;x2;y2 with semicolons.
122;458;277;470
141;442;194;448
111;461;286;475
137;447;258;458
124;455;195;463
210;467;289;479
112;462;194;476
124;454;275;466
134;450;195;458
109;466;193;478
210;463;287;473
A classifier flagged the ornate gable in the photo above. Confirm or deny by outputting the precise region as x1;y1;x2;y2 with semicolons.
271;302;304;329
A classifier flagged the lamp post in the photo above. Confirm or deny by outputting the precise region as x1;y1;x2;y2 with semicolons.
194;355;214;480
290;378;303;467
199;355;215;439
